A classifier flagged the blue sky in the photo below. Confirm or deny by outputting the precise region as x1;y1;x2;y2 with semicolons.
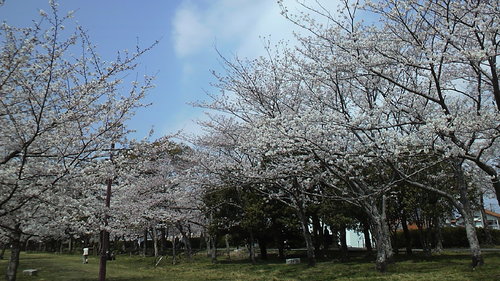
0;0;327;139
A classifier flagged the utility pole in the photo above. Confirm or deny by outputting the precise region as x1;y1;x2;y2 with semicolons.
99;143;114;281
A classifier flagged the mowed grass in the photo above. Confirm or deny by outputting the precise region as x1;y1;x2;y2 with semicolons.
1;250;500;281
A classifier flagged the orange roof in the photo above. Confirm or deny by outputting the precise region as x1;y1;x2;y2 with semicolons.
485;209;500;218
407;224;419;230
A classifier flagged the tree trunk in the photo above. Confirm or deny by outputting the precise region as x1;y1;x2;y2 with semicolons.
339;224;349;262
210;234;217;263
160;228;168;255
277;237;285;259
362;220;373;255
133;238;139;253
171;234;176;265
6;227;21;281
381;198;394;263
23;239;29;253
401;210;412;255
143;229;148;257
225;234;231;260
462;208;484;267
416;220;431;256
151;228;159;258
176;223;192;260
433;217;444;253
198;231;203;251
0;243;6;259
258;237;267;260
121;236;126;254
68;237;73;254
454;159;484;268
371;218;391;272
248;230;256;264
297;209;316;266
311;213;322;257
365;197;393;273
204;233;211;258
98;229;110;281
273;226;285;259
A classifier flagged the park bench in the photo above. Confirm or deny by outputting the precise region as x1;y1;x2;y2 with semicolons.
285;258;301;264
22;269;38;276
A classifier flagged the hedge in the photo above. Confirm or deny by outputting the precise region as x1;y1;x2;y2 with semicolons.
394;226;500;249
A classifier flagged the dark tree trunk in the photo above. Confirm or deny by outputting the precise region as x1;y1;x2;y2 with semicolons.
323;226;332;252
225;234;231;260
143;229;148;257
205;233;211;258
68;237;73;254
258;237;268;260
433;217;444;253
414;204;431;256
339;224;349;262
210;234;217;264
121;236;126;254
362;220;373;255
311;213;323;257
6;227;21;281
176;223;192;260
133;238;138;254
171;234;176;265
248;230;256;264
24;239;30;253
98;229;110;281
277;236;285;259
0;243;6;259
273;225;285;259
160;228;168;255
198;231;204;251
401;210;412;255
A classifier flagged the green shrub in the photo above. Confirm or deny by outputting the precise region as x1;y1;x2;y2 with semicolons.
393;226;500;249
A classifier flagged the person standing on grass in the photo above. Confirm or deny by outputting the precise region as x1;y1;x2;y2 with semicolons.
83;247;89;264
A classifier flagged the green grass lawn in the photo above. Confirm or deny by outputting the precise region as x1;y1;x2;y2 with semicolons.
1;250;499;281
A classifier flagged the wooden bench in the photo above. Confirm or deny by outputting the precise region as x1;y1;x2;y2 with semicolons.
285;258;301;264
23;269;38;276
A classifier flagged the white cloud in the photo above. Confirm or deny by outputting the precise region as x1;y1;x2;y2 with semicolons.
172;3;212;57
172;0;275;58
172;0;341;59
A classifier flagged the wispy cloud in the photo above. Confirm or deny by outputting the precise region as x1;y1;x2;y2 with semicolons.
172;0;341;59
172;2;212;58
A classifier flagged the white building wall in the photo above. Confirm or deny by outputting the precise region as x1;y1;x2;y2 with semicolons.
345;229;367;248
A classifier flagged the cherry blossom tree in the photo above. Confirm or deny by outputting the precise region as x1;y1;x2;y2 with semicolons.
104;138;203;260
277;0;499;268
191;0;498;272
0;2;155;280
